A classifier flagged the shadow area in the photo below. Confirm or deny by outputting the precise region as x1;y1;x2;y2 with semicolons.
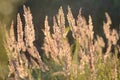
18;0;120;55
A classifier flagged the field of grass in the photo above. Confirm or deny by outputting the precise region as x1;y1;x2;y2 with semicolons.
1;6;120;80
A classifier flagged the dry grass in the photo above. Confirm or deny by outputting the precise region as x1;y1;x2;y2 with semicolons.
4;6;48;80
4;6;120;80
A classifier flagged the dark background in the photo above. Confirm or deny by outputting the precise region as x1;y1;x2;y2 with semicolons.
24;0;120;30
0;0;119;35
22;0;120;50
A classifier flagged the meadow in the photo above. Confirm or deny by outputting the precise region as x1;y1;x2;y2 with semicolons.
1;6;120;80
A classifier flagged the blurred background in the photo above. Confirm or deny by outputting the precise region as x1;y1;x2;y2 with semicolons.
23;0;120;52
0;0;120;79
25;0;120;30
0;0;120;34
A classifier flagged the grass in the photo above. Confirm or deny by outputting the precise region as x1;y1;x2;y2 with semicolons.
3;6;120;80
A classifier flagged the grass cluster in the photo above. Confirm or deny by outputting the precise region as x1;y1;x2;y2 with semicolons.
3;6;120;80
